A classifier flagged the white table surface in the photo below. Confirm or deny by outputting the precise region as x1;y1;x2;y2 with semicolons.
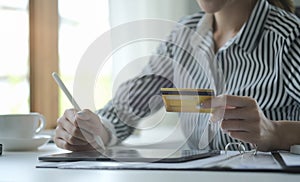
1;121;300;182
0;142;300;182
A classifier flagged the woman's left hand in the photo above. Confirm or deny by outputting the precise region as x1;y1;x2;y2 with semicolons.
202;95;279;151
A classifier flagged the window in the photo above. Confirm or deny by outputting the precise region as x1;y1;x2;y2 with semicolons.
0;0;29;114
0;0;196;129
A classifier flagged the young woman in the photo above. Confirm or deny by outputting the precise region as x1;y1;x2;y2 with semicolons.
54;0;300;152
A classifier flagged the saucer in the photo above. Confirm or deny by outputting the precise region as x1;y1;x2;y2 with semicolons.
0;135;51;151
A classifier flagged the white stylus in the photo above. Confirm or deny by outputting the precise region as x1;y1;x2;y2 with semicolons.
52;72;106;150
52;72;81;111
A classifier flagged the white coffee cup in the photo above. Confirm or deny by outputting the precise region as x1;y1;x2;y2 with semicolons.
0;113;46;139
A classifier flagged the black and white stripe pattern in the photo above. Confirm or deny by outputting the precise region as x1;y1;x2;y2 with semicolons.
98;0;300;150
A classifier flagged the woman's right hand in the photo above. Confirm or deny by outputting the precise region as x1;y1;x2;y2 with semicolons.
54;109;110;151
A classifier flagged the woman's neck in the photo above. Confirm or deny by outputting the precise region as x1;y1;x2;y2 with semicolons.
213;0;257;52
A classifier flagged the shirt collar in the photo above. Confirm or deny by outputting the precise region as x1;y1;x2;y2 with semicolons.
234;0;270;52
190;14;214;51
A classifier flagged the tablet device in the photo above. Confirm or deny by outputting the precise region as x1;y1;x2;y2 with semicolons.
161;88;214;113
39;149;220;163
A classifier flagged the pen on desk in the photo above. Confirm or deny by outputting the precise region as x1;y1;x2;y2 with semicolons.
51;72;106;150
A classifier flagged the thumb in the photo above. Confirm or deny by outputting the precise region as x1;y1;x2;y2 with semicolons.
76;109;92;120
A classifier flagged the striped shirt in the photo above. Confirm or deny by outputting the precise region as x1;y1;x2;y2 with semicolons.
97;0;300;150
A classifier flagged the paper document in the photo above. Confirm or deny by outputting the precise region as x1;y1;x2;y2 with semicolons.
279;151;300;166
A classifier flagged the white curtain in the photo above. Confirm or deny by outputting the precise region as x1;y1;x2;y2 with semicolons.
109;0;199;25
109;0;199;82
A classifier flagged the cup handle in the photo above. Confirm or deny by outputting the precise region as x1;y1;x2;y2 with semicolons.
35;114;46;134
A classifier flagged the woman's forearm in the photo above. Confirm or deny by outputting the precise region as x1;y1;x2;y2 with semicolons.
273;120;300;151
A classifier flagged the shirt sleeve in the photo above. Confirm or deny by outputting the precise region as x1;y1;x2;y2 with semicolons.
96;34;176;146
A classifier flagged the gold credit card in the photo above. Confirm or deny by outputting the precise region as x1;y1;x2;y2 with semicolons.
161;88;215;113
